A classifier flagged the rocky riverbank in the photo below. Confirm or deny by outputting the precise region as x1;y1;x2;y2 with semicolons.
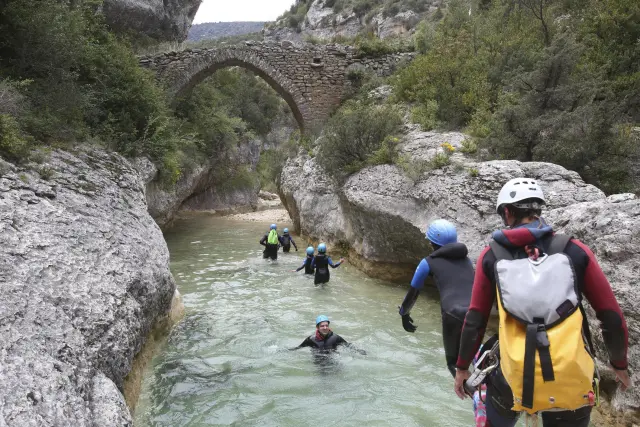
0;148;178;425
279;129;640;423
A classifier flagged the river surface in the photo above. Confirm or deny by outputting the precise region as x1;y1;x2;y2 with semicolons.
133;215;478;427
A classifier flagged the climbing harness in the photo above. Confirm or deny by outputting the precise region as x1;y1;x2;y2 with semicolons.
464;340;500;396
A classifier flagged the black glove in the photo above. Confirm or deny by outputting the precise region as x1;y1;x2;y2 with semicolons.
402;314;417;333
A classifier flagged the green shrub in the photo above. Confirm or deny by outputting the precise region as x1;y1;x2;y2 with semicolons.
460;138;478;155
468;167;479;177
411;100;438;130
0;114;32;160
431;152;451;169
317;101;402;179
395;154;431;181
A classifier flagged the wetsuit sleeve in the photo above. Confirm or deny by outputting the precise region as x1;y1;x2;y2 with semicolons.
290;337;314;350
572;240;629;369
398;259;430;315
328;257;342;268
311;257;316;268
456;247;495;370
290;237;298;249
278;235;285;246
410;259;430;290
259;235;267;246
337;336;367;354
295;259;307;272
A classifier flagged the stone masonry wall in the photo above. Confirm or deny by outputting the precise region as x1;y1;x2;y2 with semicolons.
140;42;415;131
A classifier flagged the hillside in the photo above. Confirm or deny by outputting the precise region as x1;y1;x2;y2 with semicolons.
188;21;266;41
264;0;442;43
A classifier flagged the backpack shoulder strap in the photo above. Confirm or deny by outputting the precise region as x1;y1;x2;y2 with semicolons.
546;234;571;255
489;240;514;261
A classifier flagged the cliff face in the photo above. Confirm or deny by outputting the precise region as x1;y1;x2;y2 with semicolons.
263;0;441;44
103;0;201;41
279;129;640;423
0;149;176;425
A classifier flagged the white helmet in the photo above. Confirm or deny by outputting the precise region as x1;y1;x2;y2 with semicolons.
496;177;546;214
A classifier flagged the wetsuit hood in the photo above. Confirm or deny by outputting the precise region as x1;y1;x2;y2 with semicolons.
491;218;554;248
430;242;469;259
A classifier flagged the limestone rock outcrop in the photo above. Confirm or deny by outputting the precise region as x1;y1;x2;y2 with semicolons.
143;140;261;228
546;194;640;422
103;0;201;42
0;149;176;425
263;0;441;44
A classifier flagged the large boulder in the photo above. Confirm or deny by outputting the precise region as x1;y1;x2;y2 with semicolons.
546;194;640;423
102;0;201;42
280;132;604;278
0;149;175;425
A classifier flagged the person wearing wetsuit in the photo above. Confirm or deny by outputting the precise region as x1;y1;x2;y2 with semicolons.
293;246;315;274
455;178;631;427
311;243;344;285
259;223;285;260
398;219;474;378
281;228;298;253
290;315;366;355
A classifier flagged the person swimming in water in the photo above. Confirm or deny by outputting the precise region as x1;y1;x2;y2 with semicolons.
292;246;315;274
290;315;366;355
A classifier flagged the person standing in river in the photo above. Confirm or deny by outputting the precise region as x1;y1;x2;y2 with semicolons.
454;177;631;426
398;219;474;378
259;224;284;260
311;243;344;285
281;228;298;252
293;246;316;274
290;315;366;355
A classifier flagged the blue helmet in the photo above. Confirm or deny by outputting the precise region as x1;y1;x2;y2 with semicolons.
426;219;457;246
270;224;277;230
317;243;327;253
283;228;289;234
306;246;315;255
316;315;330;326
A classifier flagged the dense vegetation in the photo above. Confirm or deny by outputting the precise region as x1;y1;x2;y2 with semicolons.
394;0;640;193
0;0;291;189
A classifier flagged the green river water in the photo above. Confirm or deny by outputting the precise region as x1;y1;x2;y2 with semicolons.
132;215;480;427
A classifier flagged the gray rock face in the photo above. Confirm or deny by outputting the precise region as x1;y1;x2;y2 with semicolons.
103;0;201;42
279;129;639;418
0;149;175;425
546;195;640;419
144;140;261;227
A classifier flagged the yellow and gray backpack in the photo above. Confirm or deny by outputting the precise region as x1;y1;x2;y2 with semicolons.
490;234;595;414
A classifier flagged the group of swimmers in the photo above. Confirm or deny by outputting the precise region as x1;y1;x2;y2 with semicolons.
260;177;632;427
259;224;344;285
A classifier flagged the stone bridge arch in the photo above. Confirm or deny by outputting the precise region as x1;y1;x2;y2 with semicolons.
141;43;416;132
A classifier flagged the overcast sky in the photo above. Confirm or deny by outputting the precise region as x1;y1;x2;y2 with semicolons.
193;0;297;24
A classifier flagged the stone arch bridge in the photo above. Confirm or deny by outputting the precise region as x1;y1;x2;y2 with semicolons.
140;42;415;131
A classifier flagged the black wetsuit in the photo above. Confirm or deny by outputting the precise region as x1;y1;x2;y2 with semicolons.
399;242;474;377
281;234;298;252
295;332;349;351
293;331;365;355
296;256;315;274
312;254;342;285
259;232;284;260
